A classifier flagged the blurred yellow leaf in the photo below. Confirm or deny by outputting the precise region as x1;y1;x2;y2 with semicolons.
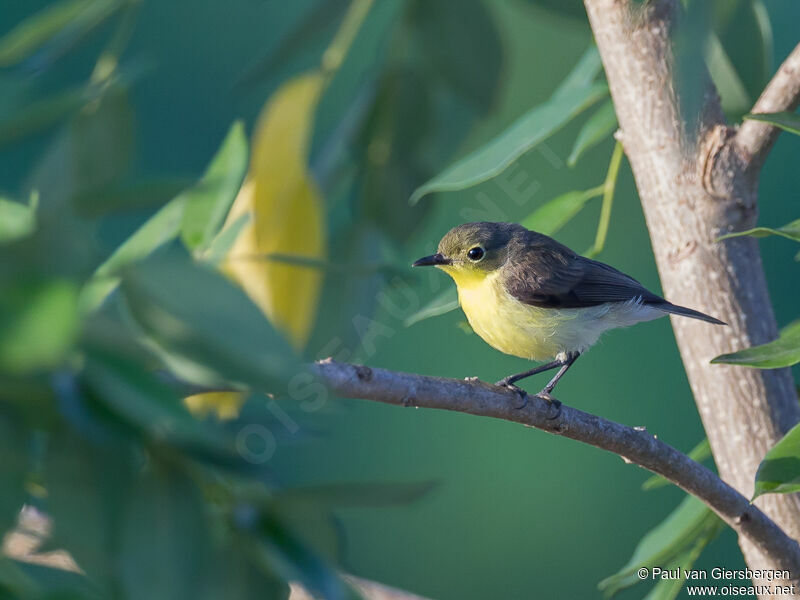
184;391;245;421
223;72;326;351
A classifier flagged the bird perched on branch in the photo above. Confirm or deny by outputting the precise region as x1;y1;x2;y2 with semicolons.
413;222;725;405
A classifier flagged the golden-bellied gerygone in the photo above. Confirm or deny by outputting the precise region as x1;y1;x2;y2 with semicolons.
413;222;725;405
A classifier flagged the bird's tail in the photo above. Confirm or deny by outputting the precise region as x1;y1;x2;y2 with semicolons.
654;301;727;325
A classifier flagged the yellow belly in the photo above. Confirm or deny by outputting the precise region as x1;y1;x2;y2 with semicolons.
451;270;661;361
455;271;567;360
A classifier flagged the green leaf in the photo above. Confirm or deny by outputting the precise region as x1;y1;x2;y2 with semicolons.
97;199;186;279
81;196;185;313
28;88;134;212
121;253;300;392
410;46;607;203
243;510;354;600
45;430;135;589
82;350;239;462
0;420;28;538
717;218;800;243
520;186;603;236
642;439;712;491
642;524;719;600
0;0;120;67
1;559;99;599
202;212;252;265
0;195;37;244
567;99;617;166
0;279;79;374
712;320;800;369
599;496;722;598
0;85;102;149
742;112;800;136
754;420;800;497
120;466;207;600
713;0;772;114
180;121;249;251
705;32;751;117
0;558;38;599
404;288;459;327
412;0;503;112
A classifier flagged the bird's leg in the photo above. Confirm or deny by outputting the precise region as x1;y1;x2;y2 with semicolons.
495;358;565;410
495;359;564;388
535;352;581;409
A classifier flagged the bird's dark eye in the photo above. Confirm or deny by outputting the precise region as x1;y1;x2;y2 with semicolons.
467;246;485;261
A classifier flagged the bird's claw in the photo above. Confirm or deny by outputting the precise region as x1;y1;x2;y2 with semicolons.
495;381;528;409
535;391;562;420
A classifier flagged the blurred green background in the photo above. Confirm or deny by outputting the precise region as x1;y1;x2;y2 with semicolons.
1;1;799;598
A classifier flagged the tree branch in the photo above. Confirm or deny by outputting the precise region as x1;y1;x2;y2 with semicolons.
736;42;800;172
312;359;800;576
583;0;800;590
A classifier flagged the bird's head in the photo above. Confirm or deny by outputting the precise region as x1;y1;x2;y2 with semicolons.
413;222;522;286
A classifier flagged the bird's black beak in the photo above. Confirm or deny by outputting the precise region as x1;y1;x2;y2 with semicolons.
412;253;450;267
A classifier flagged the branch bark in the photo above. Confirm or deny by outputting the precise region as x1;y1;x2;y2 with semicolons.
583;0;800;593
312;359;800;577
737;42;800;171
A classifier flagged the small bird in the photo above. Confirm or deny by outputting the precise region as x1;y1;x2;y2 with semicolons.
413;222;724;404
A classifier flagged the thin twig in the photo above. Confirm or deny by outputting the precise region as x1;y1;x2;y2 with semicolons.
312;358;800;576
736;42;800;172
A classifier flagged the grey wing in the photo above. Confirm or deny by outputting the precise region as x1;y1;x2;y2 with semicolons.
505;250;664;309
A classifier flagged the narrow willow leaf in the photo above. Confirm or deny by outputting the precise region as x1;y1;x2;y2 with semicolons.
712;320;800;368
81;196;185;312
0;196;37;243
96;198;185;279
642;439;712;491
743;112;800;136
223;72;327;351
122;254;300;392
44;430;134;589
599;496;722;598
83;350;238;457
180;121;248;251
0;85;101;148
717;218;800;243
0;0;120;67
119;467;207;600
642;521;721;600
0;422;28;538
554;45;603;95
410;45;607;204
567;99;617;166
248;511;355;600
202;213;251;265
705;32;751;116
754;421;800;497
404;288;459;327
520;187;603;236
0;279;79;373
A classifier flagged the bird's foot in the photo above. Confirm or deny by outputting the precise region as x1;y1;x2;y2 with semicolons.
535;390;562;420
495;380;528;409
